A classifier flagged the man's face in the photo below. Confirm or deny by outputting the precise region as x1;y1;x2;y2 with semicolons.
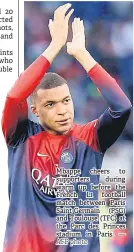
31;84;74;135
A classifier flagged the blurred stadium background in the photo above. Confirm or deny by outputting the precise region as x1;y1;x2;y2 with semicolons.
24;2;133;252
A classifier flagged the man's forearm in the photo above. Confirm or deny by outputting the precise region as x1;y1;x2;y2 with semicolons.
88;63;131;112
75;49;131;112
8;56;50;101
8;43;61;101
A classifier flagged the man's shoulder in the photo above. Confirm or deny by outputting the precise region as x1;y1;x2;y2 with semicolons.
71;119;98;135
70;119;99;152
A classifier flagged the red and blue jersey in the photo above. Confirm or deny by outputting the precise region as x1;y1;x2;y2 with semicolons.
1;56;131;252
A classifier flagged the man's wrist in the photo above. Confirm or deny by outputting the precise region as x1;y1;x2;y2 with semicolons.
42;42;62;64
74;48;88;61
74;49;97;72
49;42;62;54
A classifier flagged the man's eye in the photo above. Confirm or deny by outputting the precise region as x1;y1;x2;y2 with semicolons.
64;98;70;104
46;103;53;107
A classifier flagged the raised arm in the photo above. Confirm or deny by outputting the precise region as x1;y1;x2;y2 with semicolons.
2;3;74;146
67;18;132;153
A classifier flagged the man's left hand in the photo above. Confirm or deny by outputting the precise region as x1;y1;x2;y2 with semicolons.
67;18;86;57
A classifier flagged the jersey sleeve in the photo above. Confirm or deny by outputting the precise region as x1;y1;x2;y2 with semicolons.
1;56;50;146
88;63;132;153
96;108;131;153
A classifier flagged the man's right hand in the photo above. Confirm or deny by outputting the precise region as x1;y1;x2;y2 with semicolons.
49;3;74;50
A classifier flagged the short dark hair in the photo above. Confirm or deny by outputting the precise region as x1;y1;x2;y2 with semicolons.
31;72;68;103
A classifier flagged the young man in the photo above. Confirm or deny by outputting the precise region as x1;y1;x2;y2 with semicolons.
2;3;131;252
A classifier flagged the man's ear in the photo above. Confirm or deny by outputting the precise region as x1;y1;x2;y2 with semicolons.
31;105;39;117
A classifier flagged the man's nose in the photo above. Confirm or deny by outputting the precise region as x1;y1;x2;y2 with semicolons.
56;103;67;115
